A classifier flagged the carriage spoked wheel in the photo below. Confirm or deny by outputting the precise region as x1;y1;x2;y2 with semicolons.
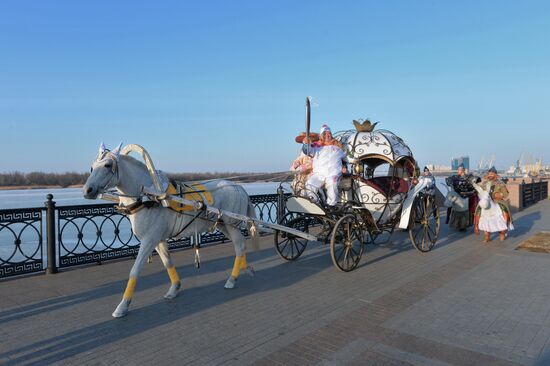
274;213;310;261
408;195;440;252
330;214;365;272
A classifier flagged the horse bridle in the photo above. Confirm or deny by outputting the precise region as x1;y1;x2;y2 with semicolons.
92;150;120;193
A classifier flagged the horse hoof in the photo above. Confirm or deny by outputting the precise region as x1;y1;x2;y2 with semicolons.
164;290;179;299
112;299;130;318
164;282;181;299
224;277;236;289
112;309;127;318
243;266;255;277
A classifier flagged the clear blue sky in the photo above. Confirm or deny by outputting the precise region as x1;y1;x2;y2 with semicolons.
1;0;549;173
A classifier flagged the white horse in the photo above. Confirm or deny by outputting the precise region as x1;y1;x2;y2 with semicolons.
444;185;470;230
444;187;469;212
83;144;258;318
472;181;514;241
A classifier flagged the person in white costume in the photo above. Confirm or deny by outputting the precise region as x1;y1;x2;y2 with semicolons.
303;124;348;206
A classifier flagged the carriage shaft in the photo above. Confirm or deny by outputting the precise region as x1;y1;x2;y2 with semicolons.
140;187;318;242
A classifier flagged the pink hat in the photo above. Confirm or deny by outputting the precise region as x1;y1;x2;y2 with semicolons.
320;124;331;134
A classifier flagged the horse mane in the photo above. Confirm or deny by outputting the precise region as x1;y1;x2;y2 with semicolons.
118;154;155;186
119;154;148;170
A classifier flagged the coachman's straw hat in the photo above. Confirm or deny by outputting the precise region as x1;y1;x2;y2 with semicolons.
295;132;319;143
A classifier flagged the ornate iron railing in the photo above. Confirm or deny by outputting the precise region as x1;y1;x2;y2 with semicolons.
250;194;280;223
57;204;140;268
0;207;43;278
0;191;290;278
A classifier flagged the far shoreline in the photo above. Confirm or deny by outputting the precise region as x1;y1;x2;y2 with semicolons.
0;184;83;191
0;180;282;191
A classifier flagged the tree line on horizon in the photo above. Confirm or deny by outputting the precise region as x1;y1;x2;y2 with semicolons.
0;171;287;187
0;171;89;187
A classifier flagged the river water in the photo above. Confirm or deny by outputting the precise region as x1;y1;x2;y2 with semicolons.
0;182;288;210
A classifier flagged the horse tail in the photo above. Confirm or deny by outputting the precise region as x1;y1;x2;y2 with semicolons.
247;202;260;252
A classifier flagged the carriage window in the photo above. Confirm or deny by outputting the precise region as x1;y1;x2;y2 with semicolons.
373;162;392;178
359;161;412;180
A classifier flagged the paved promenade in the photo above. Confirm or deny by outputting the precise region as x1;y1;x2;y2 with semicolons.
1;201;550;365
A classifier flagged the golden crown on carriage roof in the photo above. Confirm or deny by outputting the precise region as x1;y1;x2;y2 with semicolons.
352;119;378;132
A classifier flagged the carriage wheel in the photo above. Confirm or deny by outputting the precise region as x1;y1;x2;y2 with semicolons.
274;213;309;261
330;214;365;272
409;195;440;252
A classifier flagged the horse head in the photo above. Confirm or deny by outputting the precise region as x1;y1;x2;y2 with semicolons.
444;189;456;207
471;178;492;210
83;142;122;199
444;187;469;212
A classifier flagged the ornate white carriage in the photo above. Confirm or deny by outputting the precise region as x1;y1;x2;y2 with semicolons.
338;128;416;226
275;123;441;272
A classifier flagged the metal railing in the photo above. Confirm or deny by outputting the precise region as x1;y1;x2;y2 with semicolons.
521;179;548;209
0;207;43;277
0;191;290;279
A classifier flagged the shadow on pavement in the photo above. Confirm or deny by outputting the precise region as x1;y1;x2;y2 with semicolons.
509;211;541;237
0;245;330;365
360;221;471;268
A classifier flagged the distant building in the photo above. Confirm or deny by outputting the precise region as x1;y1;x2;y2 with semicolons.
451;156;470;171
426;164;452;173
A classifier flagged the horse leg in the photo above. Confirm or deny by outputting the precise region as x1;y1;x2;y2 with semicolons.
238;252;255;277
113;237;156;318
220;225;252;289
155;240;181;299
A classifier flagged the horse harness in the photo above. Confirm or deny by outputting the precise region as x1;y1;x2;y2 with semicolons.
115;199;158;215
115;181;210;212
114;180;219;237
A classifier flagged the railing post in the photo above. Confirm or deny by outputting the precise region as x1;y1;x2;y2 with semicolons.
45;194;58;274
277;185;285;224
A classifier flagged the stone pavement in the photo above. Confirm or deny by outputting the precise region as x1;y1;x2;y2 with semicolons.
1;201;550;365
